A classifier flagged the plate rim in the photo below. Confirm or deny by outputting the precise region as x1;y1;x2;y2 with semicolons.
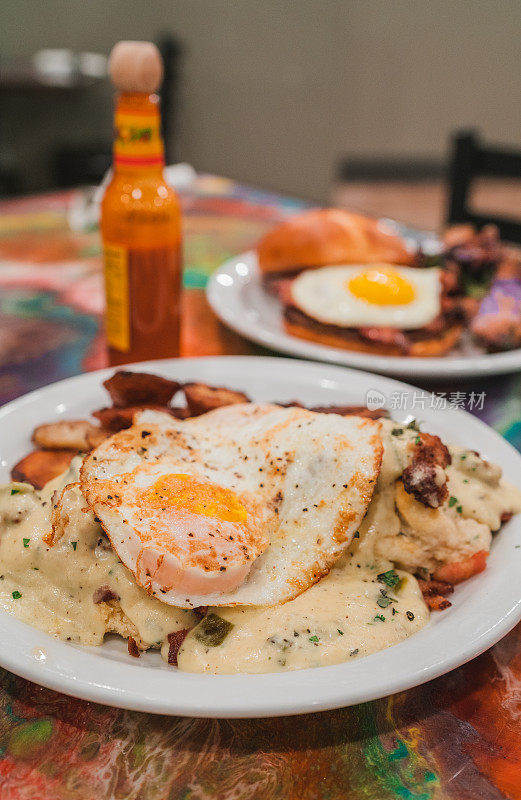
1;355;521;718
206;251;521;379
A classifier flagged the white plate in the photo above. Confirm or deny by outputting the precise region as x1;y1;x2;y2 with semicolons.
207;251;521;379
1;356;521;718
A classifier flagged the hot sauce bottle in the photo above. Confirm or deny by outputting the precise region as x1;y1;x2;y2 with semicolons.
101;41;182;365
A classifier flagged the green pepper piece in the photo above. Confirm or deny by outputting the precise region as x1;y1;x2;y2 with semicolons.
193;613;234;647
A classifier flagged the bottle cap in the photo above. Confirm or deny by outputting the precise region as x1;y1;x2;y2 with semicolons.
109;41;163;93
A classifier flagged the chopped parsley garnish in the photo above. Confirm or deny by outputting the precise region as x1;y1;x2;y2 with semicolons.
12;591;22;600
337;629;344;636
353;531;360;539
377;595;392;608
406;611;415;621
71;541;78;551
414;435;421;445
407;419;420;431
374;614;385;622
391;427;403;436
22;538;30;548
309;635;319;643
377;569;401;589
456;505;463;514
10;488;21;495
448;496;458;508
460;454;467;460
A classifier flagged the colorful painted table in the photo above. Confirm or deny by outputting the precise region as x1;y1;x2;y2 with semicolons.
1;177;521;799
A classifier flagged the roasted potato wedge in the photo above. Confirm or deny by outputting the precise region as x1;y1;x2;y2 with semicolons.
183;383;249;416
93;405;173;432
103;370;180;408
11;449;76;490
32;420;102;452
85;426;112;449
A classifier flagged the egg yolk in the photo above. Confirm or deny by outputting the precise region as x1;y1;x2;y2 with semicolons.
347;268;416;306
143;474;248;523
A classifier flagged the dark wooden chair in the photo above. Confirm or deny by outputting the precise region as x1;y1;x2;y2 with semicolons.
447;130;521;243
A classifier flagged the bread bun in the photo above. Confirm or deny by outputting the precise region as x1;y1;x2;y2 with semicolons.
284;318;462;358
258;209;413;275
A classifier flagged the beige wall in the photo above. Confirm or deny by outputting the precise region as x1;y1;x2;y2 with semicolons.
2;0;520;201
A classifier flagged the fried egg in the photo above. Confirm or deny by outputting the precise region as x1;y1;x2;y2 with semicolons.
80;404;382;608
291;264;441;329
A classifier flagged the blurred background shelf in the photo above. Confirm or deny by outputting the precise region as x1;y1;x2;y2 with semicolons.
2;0;520;212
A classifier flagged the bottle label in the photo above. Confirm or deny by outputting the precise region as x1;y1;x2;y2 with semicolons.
114;106;164;167
103;244;130;351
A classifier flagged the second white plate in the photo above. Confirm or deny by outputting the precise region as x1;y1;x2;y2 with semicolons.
207;251;521;379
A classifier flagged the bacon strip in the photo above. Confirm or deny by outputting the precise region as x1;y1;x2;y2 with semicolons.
358;326;410;353
417;577;454;611
127;636;140;658
424;594;452;611
167;629;190;666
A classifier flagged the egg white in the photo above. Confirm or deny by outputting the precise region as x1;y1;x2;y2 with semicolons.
291;265;441;329
80;404;382;608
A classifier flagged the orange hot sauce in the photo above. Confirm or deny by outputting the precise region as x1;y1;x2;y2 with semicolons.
101;41;182;365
